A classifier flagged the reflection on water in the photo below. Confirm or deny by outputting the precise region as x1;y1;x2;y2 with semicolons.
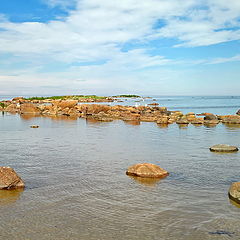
223;123;240;130
229;199;240;208
203;123;218;128
123;120;141;126
20;113;41;120
157;123;169;128
128;176;162;187
0;189;23;206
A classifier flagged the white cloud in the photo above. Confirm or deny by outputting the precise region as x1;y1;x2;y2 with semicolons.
0;0;240;95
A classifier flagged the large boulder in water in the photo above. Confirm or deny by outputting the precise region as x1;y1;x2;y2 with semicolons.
209;144;238;152
0;167;25;189
236;109;240;115
229;182;240;204
126;163;169;178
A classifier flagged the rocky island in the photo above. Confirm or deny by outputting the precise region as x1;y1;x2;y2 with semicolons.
1;96;240;126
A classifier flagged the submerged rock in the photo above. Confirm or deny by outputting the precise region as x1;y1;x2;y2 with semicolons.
209;144;238;152
126;163;169;178
229;182;240;204
0;167;25;190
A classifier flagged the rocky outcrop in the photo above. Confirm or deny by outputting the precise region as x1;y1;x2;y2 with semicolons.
4;103;19;113
221;115;240;124
52;100;78;109
0;167;25;189
2;97;240;126
229;182;240;204
209;144;238;152
20;103;41;114
126;163;169;178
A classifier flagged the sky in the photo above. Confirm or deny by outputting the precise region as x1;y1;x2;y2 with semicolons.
0;0;239;96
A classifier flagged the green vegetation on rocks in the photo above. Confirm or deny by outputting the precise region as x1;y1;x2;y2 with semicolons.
26;95;109;101
112;94;140;98
0;102;6;108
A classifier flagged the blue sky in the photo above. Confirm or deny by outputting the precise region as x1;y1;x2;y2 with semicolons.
0;0;240;96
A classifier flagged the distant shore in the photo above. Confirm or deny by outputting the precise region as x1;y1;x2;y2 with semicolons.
1;96;240;125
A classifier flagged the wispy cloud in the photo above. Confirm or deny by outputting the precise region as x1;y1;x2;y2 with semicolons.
0;0;240;95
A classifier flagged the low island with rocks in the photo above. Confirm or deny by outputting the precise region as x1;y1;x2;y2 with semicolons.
1;96;240;126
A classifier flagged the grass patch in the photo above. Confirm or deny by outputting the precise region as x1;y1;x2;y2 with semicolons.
112;95;141;98
0;102;6;108
26;95;109;101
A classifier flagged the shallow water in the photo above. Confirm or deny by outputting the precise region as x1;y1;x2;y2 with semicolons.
0;112;240;240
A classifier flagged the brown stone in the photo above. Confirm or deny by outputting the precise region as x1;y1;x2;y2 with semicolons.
176;118;189;124
4;103;19;113
204;120;219;125
12;97;25;102
221;115;240;124
229;182;240;204
204;114;218;120
210;144;238;152
0;167;25;189
156;116;169;124
52;100;78;109
191;118;204;124
20;103;41;114
126;163;169;178
30;125;39;128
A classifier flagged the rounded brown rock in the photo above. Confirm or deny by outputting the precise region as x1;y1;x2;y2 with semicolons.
0;167;25;190
126;163;169;178
229;182;240;204
209;144;238;152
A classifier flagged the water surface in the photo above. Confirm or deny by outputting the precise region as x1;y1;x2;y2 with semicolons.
0;112;240;240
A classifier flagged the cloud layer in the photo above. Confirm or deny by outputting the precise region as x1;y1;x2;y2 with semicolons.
0;0;240;95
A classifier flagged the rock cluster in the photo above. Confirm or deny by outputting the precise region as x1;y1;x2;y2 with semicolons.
1;98;240;126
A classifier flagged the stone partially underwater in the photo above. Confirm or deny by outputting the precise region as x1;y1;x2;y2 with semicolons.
0;167;25;190
210;144;239;152
229;182;240;205
126;163;169;178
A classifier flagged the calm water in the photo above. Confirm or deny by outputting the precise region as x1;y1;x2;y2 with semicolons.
0;112;240;240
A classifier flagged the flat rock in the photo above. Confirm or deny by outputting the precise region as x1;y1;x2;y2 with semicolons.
209;144;238;152
0;167;25;189
229;182;240;204
30;125;39;128
126;163;169;178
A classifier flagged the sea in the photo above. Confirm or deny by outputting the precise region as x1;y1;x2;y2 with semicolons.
0;96;240;240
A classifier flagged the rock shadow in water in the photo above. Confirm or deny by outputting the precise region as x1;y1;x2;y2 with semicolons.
128;176;163;187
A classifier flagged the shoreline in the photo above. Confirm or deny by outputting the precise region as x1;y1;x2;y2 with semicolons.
1;97;240;125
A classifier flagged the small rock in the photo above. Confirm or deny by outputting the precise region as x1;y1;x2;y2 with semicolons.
176;119;189;124
209;144;238;152
30;125;39;128
204;114;217;120
0;167;25;189
229;182;240;204
236;109;240;115
126;163;169;178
